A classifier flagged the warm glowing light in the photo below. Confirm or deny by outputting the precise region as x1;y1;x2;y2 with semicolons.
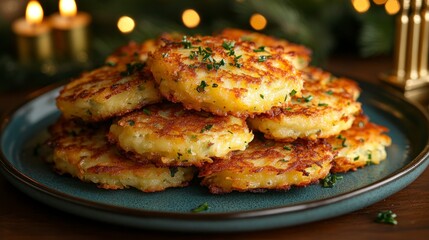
26;1;43;25
352;0;371;13
250;13;267;31
373;0;387;5
385;0;400;15
182;9;200;28
117;16;135;33
59;0;77;17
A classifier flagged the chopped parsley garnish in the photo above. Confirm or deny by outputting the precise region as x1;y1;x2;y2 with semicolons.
354;156;360;161
191;202;209;213
375;210;398;225
201;124;213;133
169;167;178;177
207;58;225;71
127;120;135;126
337;135;347;147
289;89;297;97
283;145;291;151
326;90;334;95
253;46;266;52
181;36;192;49
258;55;271;62
260;94;264;99
279;158;289;163
321;173;343;188
303;95;313;102
318;103;328;107
212;83;218;88
222;41;235;56
120;62;145;76
189;51;198;59
142;109;151;115
231;55;243;68
196;80;209;93
162;52;169;58
106;61;117;67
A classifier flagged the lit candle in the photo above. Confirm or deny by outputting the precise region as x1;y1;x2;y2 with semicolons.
12;1;53;66
49;0;91;63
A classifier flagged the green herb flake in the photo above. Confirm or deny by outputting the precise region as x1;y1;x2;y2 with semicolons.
201;124;213;133
181;36;192;49
260;94;264;99
191;202;209;213
353;156;360;161
196;80;209;93
375;210;398;225
127;120;135;126
212;83;218;88
279;158;289;163
303;95;313;102
253;46;266;52
169;167;178;177
318;103;328;107
162;52;169;58
289;89;297;97
258;55;271;62
106;61;117;67
143;109;151;115
283;145;291;151
120;62;145;76
326;90;334;95
321;173;343;188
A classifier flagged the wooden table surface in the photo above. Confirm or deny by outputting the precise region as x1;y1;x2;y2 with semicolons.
1;56;428;240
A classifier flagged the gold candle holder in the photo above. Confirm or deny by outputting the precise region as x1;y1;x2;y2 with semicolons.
382;0;429;91
49;0;91;63
12;1;53;67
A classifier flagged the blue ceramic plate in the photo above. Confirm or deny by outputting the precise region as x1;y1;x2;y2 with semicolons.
1;81;429;232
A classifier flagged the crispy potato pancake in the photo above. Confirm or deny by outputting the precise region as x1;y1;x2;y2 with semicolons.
199;137;334;194
108;103;254;167
248;68;361;141
56;61;162;122
302;66;361;100
48;118;195;192
328;114;391;173
148;35;303;117
219;28;312;70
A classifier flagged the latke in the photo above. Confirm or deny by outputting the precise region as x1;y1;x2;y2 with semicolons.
328;114;391;173
248;68;361;141
48;118;195;192
147;35;303;117
56;64;162;122
108;103;254;167
199;137;334;194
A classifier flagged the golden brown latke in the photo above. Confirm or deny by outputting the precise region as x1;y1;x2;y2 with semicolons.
147;35;303;117
108;103;254;167
56;65;162;122
48;118;195;192
328;114;391;173
218;28;312;70
199;137;334;194
248;67;362;141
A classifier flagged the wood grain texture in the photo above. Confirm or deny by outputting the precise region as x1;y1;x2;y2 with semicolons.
1;56;428;240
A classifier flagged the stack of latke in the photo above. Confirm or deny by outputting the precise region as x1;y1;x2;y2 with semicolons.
48;29;391;194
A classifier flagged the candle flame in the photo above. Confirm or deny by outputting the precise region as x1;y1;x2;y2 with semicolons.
26;1;43;25
59;0;77;17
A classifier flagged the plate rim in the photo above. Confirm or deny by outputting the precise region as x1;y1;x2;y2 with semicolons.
1;80;429;222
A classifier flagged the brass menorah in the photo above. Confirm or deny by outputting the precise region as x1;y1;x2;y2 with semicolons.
382;0;429;91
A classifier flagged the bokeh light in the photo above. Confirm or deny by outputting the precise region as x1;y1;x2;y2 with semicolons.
117;16;135;34
182;9;200;28
385;0;400;15
250;13;267;31
352;0;371;13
